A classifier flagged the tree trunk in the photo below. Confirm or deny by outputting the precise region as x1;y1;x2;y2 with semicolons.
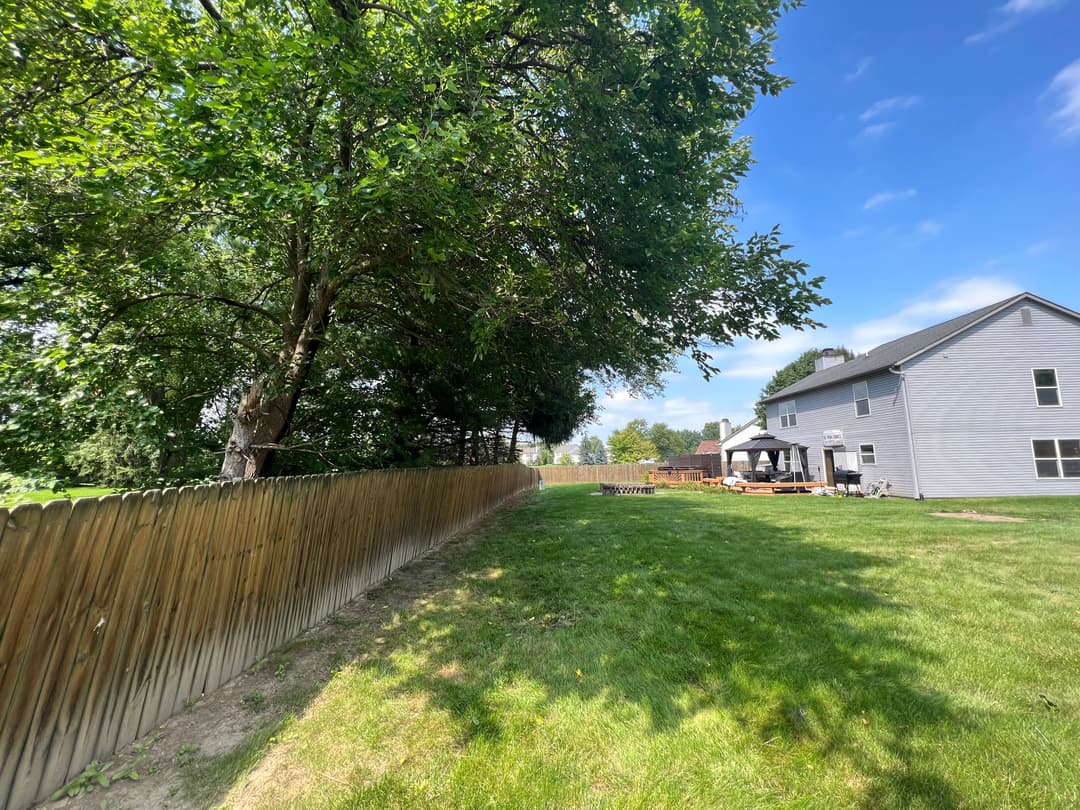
509;419;520;460
219;262;333;479
219;381;298;478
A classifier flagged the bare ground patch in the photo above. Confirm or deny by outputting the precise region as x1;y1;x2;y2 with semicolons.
930;511;1026;523
41;496;525;810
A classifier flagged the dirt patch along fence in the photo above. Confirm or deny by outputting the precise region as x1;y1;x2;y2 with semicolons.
536;463;657;484
0;464;538;809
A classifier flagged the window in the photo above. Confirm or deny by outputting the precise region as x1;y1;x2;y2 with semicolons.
781;448;792;469
1033;369;1061;407
1032;439;1080;478
859;444;876;465
779;400;797;428
853;381;871;417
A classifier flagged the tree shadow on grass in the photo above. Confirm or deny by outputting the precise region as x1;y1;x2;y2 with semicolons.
317;489;970;808
205;488;971;808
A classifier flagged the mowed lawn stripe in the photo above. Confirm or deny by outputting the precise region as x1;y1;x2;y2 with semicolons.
197;486;1078;809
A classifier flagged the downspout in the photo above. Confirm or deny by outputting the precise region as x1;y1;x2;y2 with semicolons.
890;365;923;499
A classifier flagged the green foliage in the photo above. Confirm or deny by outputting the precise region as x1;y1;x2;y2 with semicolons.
578;434;607;465
556;453;574;465
537;445;555;466
677;428;703;451
2;0;826;483
49;759;139;801
647;422;690;460
755;347;856;426
702;421;722;441
608;420;659;463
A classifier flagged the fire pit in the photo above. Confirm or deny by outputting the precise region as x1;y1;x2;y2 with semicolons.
600;482;656;496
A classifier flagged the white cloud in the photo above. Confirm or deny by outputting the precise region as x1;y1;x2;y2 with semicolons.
966;0;1063;44
860;96;921;122
1001;0;1062;11
711;277;1023;383
592;390;717;433
1048;58;1080;138
845;57;872;83
859;122;895;140
915;219;944;238
706;329;824;381
849;277;1023;350
1024;240;1054;256
863;188;917;210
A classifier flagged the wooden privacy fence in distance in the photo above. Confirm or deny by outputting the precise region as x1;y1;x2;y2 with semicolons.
0;465;538;810
536;463;657;485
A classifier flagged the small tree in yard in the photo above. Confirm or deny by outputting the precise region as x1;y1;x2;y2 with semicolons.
608;420;659;463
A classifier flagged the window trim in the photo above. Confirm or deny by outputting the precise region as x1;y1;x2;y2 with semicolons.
779;399;798;429
852;380;871;418
1032;368;1063;408
859;443;877;465
1031;437;1080;479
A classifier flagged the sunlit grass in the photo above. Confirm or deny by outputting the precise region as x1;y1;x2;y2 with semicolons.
0;486;118;507
204;486;1079;809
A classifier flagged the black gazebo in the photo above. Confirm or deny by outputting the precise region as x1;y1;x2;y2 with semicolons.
724;433;810;482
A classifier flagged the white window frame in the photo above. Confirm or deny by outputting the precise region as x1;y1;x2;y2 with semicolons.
859;444;877;465
1031;438;1080;479
1032;368;1062;408
779;400;797;428
852;381;871;418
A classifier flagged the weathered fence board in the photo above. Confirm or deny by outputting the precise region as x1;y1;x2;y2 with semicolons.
536;463;657;484
0;464;537;809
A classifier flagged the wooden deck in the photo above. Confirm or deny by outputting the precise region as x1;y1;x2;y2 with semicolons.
731;480;827;495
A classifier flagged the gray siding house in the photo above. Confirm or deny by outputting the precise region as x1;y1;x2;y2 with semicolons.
761;292;1080;498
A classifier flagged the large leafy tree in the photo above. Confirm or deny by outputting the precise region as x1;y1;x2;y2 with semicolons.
3;0;826;482
647;422;689;459
755;347;855;426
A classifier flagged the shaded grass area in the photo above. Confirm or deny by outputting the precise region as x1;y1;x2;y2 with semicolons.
0;486;119;507
201;486;1079;809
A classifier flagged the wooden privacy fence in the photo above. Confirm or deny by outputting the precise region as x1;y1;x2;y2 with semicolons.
537;463;657;484
0;464;537;809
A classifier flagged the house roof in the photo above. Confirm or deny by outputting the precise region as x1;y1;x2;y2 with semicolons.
696;439;723;454
761;292;1080;403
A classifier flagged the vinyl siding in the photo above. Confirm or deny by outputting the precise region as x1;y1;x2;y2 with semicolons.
766;370;916;497
902;299;1080;498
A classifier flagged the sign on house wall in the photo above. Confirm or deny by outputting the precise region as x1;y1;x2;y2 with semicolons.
823;430;845;447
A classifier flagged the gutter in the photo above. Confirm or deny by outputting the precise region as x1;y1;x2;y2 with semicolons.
890;365;923;499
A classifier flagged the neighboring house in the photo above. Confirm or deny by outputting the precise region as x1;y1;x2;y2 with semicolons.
761;292;1080;498
695;439;724;455
552;442;581;463
519;441;580;464
695;418;771;473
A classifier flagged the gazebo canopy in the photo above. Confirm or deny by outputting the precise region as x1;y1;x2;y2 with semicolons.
725;433;809;481
725;432;793;453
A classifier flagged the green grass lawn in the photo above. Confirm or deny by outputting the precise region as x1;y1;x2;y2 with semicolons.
0;486;118;508
206;485;1079;809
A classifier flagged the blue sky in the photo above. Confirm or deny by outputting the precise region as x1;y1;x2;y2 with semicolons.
589;0;1080;439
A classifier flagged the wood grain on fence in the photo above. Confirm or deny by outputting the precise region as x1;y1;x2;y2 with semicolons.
536;463;657;484
0;465;537;809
